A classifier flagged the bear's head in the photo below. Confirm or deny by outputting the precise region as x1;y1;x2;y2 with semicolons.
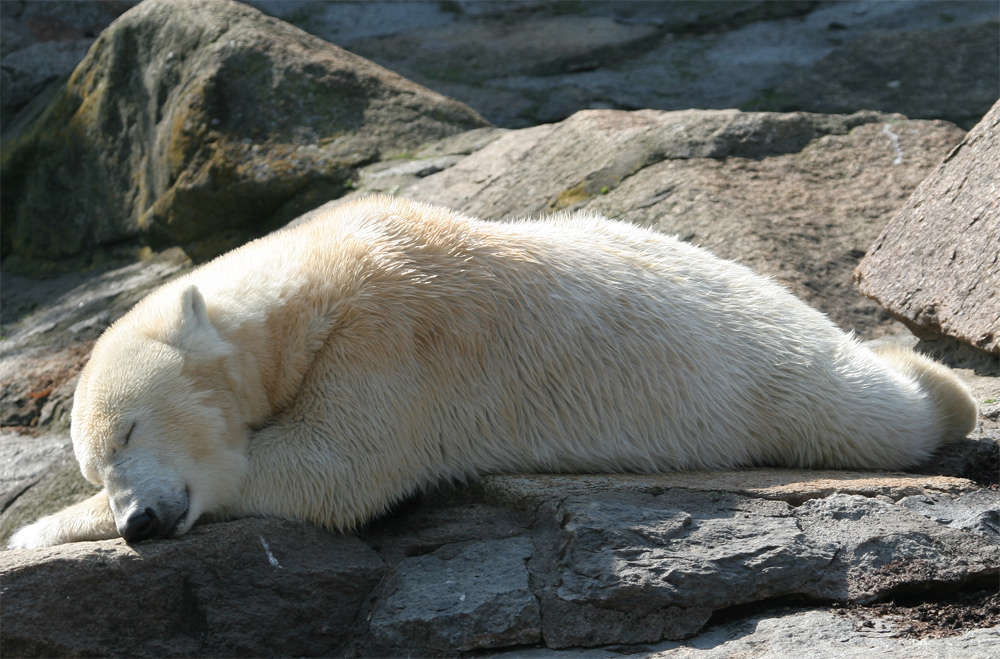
71;285;249;542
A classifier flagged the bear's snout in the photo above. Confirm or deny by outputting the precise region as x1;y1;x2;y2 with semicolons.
119;507;162;543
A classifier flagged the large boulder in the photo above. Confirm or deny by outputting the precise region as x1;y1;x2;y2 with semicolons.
855;100;1000;356
0;0;487;271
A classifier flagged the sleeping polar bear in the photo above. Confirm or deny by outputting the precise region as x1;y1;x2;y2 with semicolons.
9;196;977;549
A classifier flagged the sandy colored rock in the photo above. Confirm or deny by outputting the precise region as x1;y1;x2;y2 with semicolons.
472;469;981;506
855;100;1000;354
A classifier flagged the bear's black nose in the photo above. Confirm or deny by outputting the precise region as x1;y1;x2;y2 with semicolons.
120;508;161;543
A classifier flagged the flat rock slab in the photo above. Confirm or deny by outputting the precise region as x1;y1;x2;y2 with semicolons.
0;433;71;510
472;470;981;506
4;472;996;656
856;100;1000;354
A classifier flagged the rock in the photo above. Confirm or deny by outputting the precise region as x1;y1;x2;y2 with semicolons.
897;490;1000;545
369;536;541;652
6;2;996;133
342;108;965;336
515;483;998;648
0;0;487;271
0;1;139;130
0;433;71;511
855;100;1000;355
0;518;387;658
0;1;135;58
795;494;999;603
328;1;998;129
0;39;93;131
348;13;662;99
0;444;98;549
764;21;1000;129
493;607;1000;658
3;473;997;655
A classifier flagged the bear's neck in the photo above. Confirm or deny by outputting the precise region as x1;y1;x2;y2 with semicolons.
212;285;344;427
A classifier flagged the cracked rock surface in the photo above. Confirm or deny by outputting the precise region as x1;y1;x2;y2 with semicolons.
2;471;997;657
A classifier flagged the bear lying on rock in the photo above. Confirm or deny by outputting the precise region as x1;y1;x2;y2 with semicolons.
9;196;976;549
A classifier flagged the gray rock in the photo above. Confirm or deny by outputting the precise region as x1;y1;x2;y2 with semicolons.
897;490;1000;544
523;487;998;648
766;21;1000;129
0;433;71;511
0;518;387;658
494;608;1000;659
855;100;1000;355
2;469;997;654
333;1;997;129
0;441;98;552
796;494;999;603
0;39;93;130
0;0;487;271
369;536;540;652
3;2;996;135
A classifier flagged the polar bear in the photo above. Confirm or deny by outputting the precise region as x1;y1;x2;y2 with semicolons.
9;196;977;549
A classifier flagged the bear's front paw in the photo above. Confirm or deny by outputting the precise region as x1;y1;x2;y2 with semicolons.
7;517;65;550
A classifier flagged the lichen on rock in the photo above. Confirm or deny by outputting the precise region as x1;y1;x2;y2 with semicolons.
0;0;487;272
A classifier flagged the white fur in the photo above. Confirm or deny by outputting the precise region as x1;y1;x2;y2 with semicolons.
8;196;977;549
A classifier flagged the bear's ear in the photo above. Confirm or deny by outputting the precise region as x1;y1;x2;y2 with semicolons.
163;285;228;356
180;285;211;330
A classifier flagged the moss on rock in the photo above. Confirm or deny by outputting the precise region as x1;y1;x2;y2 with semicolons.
1;0;488;272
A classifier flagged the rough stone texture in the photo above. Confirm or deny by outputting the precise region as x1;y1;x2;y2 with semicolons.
338;108;966;336
368;536;540;652
0;518;387;658
0;433;71;511
0;449;98;549
524;485;999;649
495;609;1000;659
0;39;93;130
764;21;1000;129
855;100;1000;355
898;490;1000;545
0;0;487;271
2;474;997;656
4;2;996;133
795;494;999;602
303;1;999;130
